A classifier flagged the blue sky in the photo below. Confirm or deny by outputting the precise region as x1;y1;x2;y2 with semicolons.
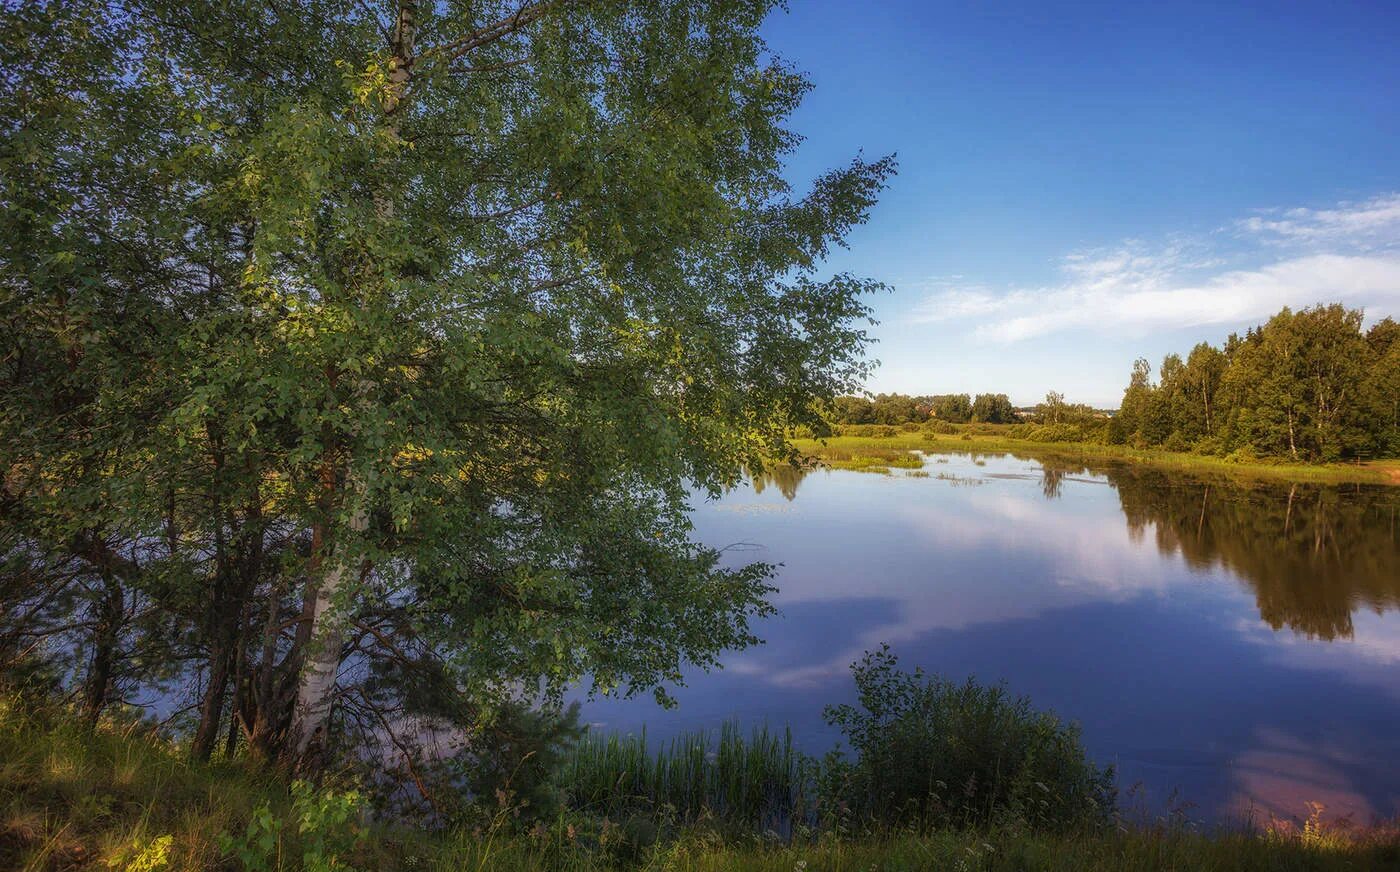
761;1;1400;406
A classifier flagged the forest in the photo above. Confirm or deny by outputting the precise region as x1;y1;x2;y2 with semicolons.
827;304;1400;463
830;392;1021;425
1110;304;1398;461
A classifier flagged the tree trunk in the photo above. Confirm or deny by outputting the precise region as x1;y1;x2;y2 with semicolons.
192;642;231;759
284;509;367;771
248;575;284;759
81;576;123;726
281;0;417;774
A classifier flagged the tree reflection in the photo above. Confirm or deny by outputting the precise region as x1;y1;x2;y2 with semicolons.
1066;460;1400;640
743;452;1399;641
750;464;807;501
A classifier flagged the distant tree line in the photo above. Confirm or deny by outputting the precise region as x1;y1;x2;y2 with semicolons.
831;392;1019;425
829;305;1399;463
1111;304;1399;461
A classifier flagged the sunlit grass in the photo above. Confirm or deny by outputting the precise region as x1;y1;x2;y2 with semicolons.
795;424;1399;486
3;696;1398;870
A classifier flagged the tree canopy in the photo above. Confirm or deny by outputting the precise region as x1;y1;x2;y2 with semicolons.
1110;304;1399;461
827;392;1019;425
0;0;892;771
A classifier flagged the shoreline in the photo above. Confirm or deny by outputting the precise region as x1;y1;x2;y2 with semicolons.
793;428;1400;486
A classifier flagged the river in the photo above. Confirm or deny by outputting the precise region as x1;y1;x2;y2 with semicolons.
580;449;1400;825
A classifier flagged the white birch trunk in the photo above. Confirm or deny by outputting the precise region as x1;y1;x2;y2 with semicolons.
288;503;368;765
286;0;417;770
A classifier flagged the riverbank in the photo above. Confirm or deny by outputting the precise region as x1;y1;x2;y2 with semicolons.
793;425;1400;486
5;695;1398;871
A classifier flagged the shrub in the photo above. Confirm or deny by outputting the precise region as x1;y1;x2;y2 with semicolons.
821;647;1114;832
217;781;368;872
1010;423;1097;444
1161;432;1190;453
446;700;586;825
1192;435;1228;456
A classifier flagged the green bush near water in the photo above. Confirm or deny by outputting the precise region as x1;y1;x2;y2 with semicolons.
821;647;1114;832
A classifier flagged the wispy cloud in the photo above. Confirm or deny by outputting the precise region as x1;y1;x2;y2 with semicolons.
908;194;1400;342
1239;193;1400;250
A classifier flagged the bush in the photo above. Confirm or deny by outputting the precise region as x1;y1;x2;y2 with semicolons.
821;647;1114;832
218;781;368;872
835;424;902;439
1161;432;1190;453
444;700;586;825
1192;435;1228;456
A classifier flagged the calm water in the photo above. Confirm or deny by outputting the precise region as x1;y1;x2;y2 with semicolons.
579;450;1400;824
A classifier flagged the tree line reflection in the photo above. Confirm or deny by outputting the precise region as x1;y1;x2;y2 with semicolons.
750;457;1400;641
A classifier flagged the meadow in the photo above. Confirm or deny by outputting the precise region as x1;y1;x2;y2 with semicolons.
792;423;1400;485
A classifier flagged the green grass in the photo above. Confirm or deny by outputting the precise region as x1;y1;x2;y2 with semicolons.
793;440;926;475
565;723;812;832
796;425;1400;486
4;695;1399;870
0;694;284;869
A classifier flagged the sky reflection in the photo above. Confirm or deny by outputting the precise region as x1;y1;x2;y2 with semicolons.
579;451;1400;824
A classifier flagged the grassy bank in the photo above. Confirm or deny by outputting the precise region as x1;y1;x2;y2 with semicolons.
4;696;1399;871
793;424;1400;486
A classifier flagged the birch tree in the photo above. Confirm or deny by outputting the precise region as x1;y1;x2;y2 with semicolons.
2;0;893;771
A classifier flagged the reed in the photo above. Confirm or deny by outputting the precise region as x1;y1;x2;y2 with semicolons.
563;722;814;833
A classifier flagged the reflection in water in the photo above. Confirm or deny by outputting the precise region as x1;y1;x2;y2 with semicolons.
1065;460;1398;641
754;455;1400;641
583;452;1400;824
750;464;807;501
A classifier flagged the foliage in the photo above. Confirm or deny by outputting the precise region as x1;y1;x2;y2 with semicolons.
828;392;1021;426
446;700;588;825
6;692;1400;871
1111;305;1399;461
971;393;1019;424
1010;423;1099;444
821;647;1115;832
931;393;973;423
219;782;368;872
219;802;285;872
0;0;893;772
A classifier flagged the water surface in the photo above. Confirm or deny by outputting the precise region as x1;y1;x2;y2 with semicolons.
580;450;1400;824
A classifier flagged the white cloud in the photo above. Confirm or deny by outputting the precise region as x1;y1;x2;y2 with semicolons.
907;194;1400;342
1239;192;1400;250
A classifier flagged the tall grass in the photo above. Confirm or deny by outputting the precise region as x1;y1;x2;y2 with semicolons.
3;694;1398;870
0;694;282;869
564;723;813;834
